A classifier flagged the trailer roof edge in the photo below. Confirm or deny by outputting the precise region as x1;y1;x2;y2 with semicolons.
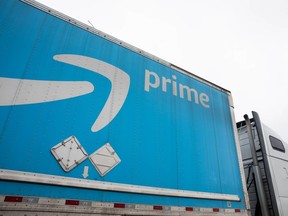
21;0;231;94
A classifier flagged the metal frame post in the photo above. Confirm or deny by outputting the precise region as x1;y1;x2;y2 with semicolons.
244;114;269;216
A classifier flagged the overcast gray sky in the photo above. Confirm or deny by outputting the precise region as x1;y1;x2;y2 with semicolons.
37;0;288;142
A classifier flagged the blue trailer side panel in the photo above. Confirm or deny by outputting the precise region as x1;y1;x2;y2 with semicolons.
0;0;245;209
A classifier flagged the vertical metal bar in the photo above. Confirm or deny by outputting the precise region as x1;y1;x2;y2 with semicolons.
244;114;270;216
228;94;250;210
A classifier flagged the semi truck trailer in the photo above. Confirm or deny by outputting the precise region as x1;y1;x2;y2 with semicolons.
1;0;284;215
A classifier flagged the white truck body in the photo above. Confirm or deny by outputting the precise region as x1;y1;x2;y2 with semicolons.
237;111;288;216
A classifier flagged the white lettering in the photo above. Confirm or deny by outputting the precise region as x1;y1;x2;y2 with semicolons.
200;93;210;108
144;70;160;92
161;76;171;92
144;70;210;108
172;75;177;96
179;84;199;104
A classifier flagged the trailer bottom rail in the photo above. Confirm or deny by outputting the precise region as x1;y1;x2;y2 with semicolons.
0;169;239;201
0;195;247;216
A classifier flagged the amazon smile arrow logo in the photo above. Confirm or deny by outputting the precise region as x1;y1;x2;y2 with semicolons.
0;54;130;132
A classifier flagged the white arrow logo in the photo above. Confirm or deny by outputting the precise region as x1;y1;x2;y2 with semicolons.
0;54;130;132
0;77;94;105
53;54;130;132
82;166;89;178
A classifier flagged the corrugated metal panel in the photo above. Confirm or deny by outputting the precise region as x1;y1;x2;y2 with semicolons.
0;0;246;213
